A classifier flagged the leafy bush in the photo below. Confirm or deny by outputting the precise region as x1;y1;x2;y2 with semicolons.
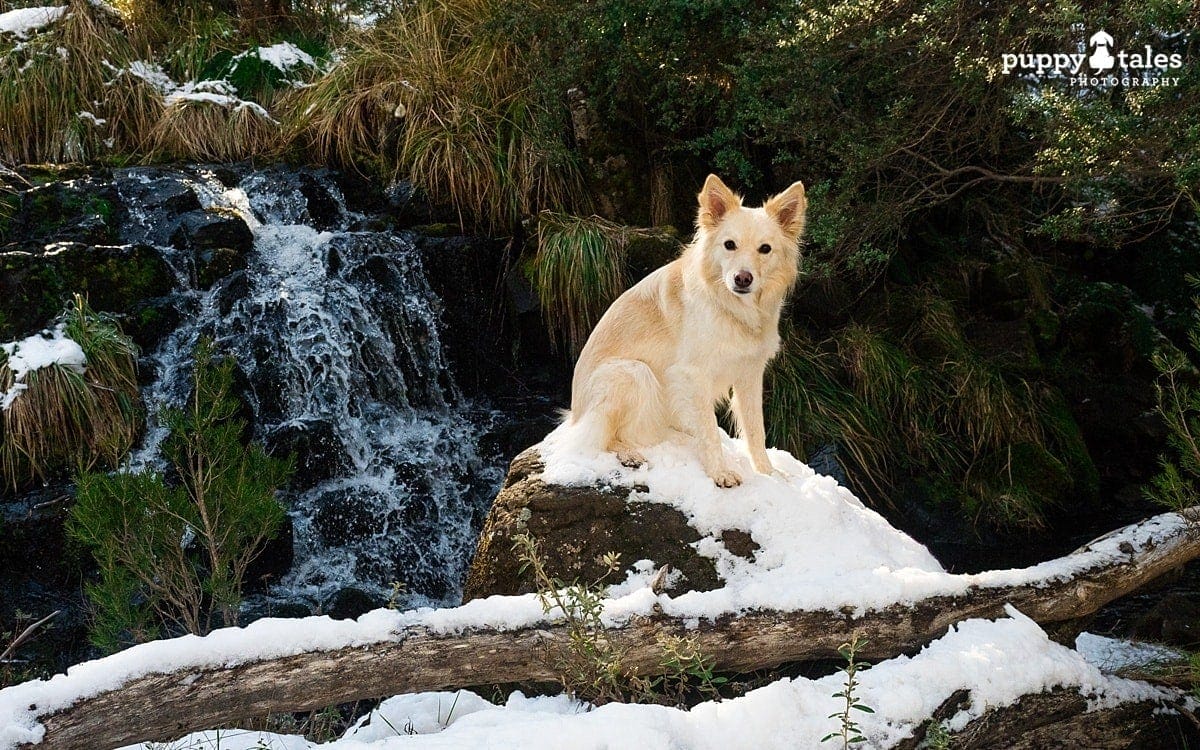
69;339;292;651
0;296;139;490
506;0;1196;264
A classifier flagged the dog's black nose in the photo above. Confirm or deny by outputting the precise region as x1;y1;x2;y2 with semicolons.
734;271;753;289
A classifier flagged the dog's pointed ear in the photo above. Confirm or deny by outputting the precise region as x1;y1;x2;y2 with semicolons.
697;174;739;230
764;181;807;239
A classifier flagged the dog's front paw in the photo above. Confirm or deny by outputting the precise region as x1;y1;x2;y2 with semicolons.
710;467;742;488
616;448;646;468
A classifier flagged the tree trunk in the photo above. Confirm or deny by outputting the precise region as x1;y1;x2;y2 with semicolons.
7;510;1199;750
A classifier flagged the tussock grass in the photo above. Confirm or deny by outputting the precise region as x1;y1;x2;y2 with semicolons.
530;211;660;354
767;307;1073;527
0;0;138;164
288;0;584;230
1;296;139;490
150;99;280;162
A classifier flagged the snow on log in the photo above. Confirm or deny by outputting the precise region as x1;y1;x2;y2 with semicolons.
2;508;1198;750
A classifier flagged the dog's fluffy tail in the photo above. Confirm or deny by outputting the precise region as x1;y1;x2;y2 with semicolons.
560;359;667;454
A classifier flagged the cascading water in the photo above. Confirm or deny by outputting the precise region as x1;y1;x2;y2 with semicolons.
117;165;501;612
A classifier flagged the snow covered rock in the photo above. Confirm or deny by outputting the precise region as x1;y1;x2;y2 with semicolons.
465;425;946;608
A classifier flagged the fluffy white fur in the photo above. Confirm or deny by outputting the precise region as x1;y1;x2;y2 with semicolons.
565;174;807;487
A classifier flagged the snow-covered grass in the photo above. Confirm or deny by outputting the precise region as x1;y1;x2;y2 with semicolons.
0;6;66;40
0;427;1189;748
0;324;85;410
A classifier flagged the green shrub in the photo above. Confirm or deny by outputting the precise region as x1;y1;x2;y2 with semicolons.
69;338;292;651
0;296;139;490
1145;287;1200;514
766;308;1096;529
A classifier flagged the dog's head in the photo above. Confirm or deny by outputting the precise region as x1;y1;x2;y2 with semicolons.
694;174;806;300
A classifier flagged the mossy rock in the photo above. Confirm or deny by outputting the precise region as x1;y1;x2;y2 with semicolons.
1057;281;1161;374
464;448;726;600
625;226;680;279
0;242;175;339
170;209;253;289
14;179;122;245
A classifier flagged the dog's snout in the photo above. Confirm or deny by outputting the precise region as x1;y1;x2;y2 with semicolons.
734;271;754;289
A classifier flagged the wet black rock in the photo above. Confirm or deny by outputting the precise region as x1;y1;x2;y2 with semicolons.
325;586;385;620
298;172;343;230
170;209;253;289
244;515;295;593
265;420;353;492
312;487;392;548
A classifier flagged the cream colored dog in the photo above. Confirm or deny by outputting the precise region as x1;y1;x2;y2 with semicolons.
565;174;807;487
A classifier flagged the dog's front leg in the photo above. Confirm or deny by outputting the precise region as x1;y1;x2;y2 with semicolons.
731;370;773;475
665;364;741;487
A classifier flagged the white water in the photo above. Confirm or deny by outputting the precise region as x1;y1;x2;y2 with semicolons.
117;166;500;611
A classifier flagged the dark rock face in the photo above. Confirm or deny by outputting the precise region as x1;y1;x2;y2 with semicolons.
265;419;354;492
0;241;175;340
170;209;254;289
464;448;727;600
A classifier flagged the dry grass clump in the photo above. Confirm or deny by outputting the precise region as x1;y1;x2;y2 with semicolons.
0;0;140;163
150;99;280;161
287;0;584;230
1;296;139;490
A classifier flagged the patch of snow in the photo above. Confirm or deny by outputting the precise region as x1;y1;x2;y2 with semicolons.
0;6;66;39
77;111;106;127
107;63;275;121
236;42;318;72
0;324;86;410
118;60;177;96
105;609;1174;750
1076;632;1186;673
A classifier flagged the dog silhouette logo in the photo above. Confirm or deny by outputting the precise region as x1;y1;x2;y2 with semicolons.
1089;30;1115;72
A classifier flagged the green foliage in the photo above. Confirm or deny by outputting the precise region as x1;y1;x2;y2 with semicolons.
512;533;726;706
0;296;140;490
530;212;631;354
766;291;1098;528
504;0;1195;266
822;634;874;748
1145;287;1200;514
69;338;292;651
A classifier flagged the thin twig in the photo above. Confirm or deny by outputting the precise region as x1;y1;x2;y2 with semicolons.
0;610;60;662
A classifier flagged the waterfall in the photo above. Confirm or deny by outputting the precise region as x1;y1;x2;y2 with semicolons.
117;165;500;612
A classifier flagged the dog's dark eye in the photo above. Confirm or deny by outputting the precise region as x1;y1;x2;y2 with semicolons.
758;243;771;254
723;239;736;250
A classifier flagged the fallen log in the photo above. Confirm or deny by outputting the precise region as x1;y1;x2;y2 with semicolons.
944;687;1199;749
2;509;1198;750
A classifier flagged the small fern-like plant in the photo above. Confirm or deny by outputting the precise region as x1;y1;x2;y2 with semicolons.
512;533;727;706
822;634;874;748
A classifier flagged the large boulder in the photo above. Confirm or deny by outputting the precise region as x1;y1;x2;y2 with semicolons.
463;447;726;600
464;429;948;613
